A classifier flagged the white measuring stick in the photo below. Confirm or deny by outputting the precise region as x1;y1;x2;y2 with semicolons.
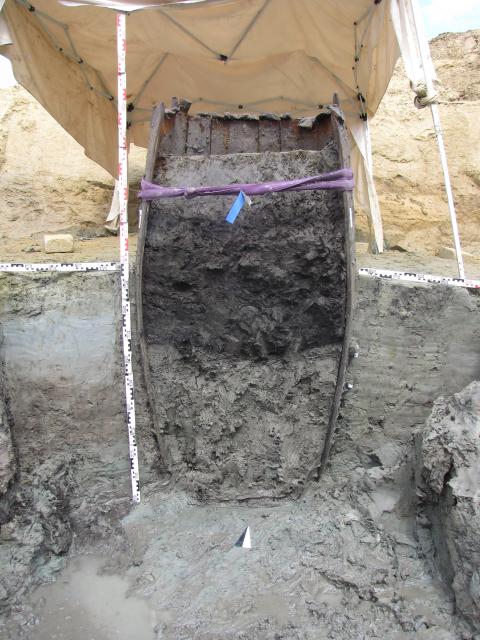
0;262;119;272
117;12;140;503
359;267;480;290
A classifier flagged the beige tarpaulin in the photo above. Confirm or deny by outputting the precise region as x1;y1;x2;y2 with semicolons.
0;0;435;251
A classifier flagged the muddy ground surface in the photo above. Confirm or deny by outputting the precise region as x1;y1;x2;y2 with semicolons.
0;268;478;639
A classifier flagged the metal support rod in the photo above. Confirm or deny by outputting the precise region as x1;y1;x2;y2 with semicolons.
117;12;140;503
410;0;465;279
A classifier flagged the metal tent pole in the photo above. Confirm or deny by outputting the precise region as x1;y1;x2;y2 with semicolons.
117;12;140;503
410;0;465;279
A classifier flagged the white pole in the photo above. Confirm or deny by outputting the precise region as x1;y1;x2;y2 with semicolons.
410;0;465;280
362;117;384;253
364;118;373;175
117;12;140;503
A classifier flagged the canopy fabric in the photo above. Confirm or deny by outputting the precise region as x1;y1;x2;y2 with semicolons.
0;0;435;251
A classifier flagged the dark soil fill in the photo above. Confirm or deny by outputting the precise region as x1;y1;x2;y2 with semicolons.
143;144;347;500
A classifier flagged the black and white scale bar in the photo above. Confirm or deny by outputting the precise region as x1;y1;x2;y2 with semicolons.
0;262;120;273
359;267;480;290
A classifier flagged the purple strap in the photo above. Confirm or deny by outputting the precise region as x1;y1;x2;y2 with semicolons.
138;168;354;201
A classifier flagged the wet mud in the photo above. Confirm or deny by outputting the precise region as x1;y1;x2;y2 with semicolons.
0;271;479;639
28;556;156;640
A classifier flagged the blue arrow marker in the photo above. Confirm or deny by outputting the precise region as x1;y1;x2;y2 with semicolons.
226;191;249;224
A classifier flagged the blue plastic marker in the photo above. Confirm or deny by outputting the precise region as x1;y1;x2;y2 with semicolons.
226;191;250;224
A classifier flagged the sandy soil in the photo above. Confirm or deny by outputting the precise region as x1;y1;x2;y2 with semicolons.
356;250;480;280
0;235;479;284
0;31;479;265
364;30;480;255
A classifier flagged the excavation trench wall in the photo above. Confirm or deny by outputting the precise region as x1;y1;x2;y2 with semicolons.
337;279;480;482
0;273;127;496
0;270;479;626
0;272;142;607
0;274;479;505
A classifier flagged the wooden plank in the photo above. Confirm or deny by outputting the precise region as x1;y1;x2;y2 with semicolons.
258;120;281;152
210;118;230;155
279;119;299;151
169;111;188;154
137;102;165;279
157;115;174;155
314;114;335;150
297;125;324;150
158;112;188;155
297;115;333;151
314;106;356;482
225;120;259;153
135;103;169;463
158;113;333;157
280;116;334;152
186;116;212;155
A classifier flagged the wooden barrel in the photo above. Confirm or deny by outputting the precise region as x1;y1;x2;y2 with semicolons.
136;107;355;500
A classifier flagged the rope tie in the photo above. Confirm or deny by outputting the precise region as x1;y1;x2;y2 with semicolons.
411;81;438;109
138;169;354;202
